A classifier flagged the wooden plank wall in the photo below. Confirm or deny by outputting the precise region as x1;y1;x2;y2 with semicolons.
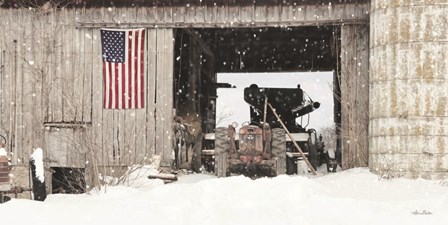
77;3;369;28
155;29;174;166
340;24;370;169
0;8;175;168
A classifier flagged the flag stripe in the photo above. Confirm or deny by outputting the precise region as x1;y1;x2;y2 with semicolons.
139;30;145;108
109;63;113;109
134;30;139;108
103;63;107;108
108;63;113;109
130;30;135;109
112;63;117;109
118;64;121;109
121;54;126;109
127;31;132;109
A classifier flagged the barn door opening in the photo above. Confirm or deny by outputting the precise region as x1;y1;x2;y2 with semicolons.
215;72;334;132
172;26;346;172
173;29;216;134
173;26;340;134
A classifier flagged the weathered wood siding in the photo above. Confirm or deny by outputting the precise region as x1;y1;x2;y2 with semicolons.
77;3;368;28
0;8;174;168
340;24;370;169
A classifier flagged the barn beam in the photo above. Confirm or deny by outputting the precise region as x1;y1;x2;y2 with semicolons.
183;29;214;59
76;19;368;29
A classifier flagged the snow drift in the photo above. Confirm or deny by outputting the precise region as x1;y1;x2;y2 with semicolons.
0;168;447;225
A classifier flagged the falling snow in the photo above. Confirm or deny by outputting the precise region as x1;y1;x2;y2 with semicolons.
0;1;446;224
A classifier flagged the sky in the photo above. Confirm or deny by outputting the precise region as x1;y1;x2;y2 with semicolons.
1;165;448;225
216;72;334;132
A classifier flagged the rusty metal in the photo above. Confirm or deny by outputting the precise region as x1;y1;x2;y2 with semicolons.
1;186;34;203
0;137;38;203
4;186;33;195
0;155;10;191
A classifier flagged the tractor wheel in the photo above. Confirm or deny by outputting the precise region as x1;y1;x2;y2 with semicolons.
308;143;319;171
271;128;286;175
214;127;229;177
286;153;297;175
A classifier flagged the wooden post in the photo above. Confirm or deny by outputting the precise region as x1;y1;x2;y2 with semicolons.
268;103;317;175
29;156;46;201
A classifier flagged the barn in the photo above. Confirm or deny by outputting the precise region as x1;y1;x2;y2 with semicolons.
0;0;446;194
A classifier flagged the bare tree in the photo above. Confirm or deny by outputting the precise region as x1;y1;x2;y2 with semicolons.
319;125;337;153
215;112;233;127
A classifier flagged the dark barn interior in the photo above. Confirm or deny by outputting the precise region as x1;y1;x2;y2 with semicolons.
173;26;341;135
200;26;338;73
51;167;86;194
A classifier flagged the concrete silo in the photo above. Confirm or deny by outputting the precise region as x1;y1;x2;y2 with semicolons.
369;0;448;178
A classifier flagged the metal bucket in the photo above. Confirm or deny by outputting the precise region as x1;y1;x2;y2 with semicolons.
0;155;10;191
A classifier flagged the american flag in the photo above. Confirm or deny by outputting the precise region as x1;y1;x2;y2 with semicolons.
101;28;146;109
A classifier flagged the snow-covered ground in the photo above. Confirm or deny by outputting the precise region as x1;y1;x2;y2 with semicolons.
1;167;447;225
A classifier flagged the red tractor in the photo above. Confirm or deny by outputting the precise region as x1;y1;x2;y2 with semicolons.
213;123;286;177
210;84;322;177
